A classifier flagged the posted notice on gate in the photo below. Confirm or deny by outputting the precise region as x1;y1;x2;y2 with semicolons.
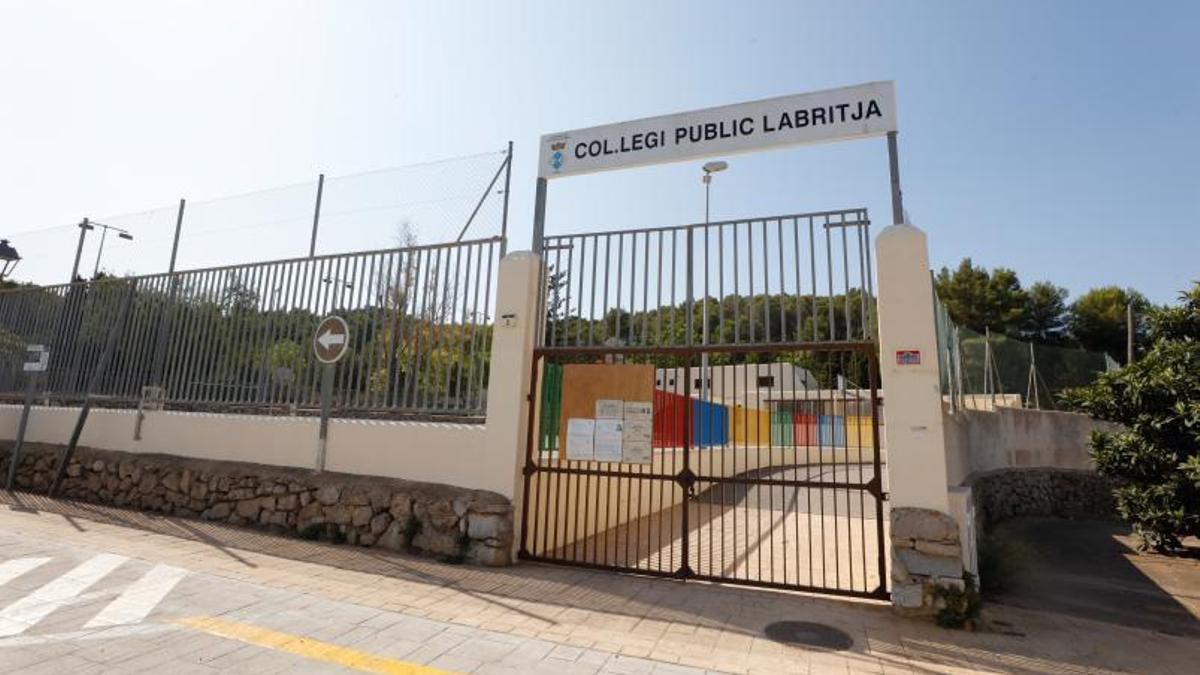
539;81;896;179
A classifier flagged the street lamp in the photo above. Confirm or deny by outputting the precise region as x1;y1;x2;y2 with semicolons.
0;239;21;280
89;221;134;278
699;161;728;405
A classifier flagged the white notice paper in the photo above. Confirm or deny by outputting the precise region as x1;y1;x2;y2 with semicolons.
595;399;624;419
565;418;596;461
594;419;624;462
623;401;652;419
622;419;653;464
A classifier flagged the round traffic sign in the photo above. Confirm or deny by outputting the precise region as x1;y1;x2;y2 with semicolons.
313;315;350;364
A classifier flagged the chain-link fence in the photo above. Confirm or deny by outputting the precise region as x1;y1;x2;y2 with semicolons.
934;292;1118;410
4;148;511;286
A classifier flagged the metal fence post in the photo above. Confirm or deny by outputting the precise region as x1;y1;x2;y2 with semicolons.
500;141;513;257
5;370;37;490
69;219;89;282
168;198;185;274
309;173;325;258
49;279;137;496
149;199;186;390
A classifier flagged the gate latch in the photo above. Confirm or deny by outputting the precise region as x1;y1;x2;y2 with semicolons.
676;468;697;498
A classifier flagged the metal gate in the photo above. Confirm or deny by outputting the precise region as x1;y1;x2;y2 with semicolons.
519;209;887;599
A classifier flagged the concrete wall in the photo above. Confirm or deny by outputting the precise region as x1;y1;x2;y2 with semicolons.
943;405;1120;485
0;405;506;496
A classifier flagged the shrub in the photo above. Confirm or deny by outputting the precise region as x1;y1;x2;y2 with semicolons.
933;572;981;630
1061;283;1200;552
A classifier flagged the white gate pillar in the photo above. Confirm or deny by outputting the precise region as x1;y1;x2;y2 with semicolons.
876;222;968;613
482;251;542;556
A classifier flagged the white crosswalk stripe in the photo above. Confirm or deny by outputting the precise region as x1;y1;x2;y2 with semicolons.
0;553;127;637
0;557;51;588
0;555;190;639
84;563;187;628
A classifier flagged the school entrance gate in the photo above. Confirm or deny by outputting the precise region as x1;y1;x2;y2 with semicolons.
519;209;888;600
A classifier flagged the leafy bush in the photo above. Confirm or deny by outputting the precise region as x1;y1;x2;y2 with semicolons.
933;572;982;630
1061;283;1200;552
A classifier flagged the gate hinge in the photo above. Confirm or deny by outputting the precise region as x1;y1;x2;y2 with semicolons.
866;476;885;500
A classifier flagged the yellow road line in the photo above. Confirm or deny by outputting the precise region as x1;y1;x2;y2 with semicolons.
174;615;453;674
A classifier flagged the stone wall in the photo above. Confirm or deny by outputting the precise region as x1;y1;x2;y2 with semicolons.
966;467;1118;531
890;507;965;614
1;443;514;566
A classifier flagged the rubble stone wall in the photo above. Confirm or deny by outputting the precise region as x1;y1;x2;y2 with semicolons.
0;442;514;566
966;467;1118;531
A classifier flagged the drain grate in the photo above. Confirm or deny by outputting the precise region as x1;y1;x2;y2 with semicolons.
763;621;854;651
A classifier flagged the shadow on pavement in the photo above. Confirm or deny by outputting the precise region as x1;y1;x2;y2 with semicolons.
987;517;1200;638
2;489;1199;673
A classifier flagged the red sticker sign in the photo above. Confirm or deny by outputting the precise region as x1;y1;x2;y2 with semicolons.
895;350;921;365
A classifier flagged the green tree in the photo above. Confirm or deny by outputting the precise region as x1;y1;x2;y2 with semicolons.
1062;283;1200;552
934;259;1027;336
1069;286;1148;363
1020;282;1069;343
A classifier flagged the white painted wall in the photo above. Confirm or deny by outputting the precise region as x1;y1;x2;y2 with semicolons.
0;405;504;494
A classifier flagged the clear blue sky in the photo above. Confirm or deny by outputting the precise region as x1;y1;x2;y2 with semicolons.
1;0;1196;303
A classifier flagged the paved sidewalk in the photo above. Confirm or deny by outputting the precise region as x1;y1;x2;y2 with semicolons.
0;491;1196;674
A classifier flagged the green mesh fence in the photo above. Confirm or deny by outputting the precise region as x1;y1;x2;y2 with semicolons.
955;327;1118;403
934;292;1117;408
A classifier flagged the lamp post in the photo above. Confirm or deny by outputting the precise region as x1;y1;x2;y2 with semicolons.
0;239;21;280
90;222;134;278
70;219;93;282
699;161;727;405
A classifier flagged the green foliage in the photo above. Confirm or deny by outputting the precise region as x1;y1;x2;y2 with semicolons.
1069;286;1150;363
1061;283;1200;552
0;327;24;361
1021;282;1070;344
935;258;1152;365
269;340;304;373
933;572;982;630
935;259;1027;336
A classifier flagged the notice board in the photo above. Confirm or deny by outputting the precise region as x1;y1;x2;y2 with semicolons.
556;363;655;454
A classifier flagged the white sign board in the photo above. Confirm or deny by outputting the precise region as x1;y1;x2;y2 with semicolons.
23;345;48;373
594;419;624;462
565;418;596;461
539;81;896;179
621;419;653;465
595;399;623;419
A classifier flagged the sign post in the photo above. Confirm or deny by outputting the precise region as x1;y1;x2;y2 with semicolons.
312;315;349;472
7;345;48;490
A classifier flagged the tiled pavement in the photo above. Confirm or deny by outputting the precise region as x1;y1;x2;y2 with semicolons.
0;491;1196;674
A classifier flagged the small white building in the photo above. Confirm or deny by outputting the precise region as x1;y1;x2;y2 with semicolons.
654;362;818;405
